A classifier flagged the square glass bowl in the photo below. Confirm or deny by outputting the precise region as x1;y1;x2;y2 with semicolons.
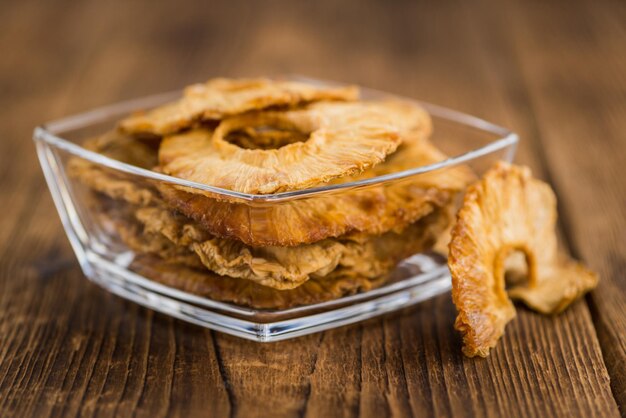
34;78;518;341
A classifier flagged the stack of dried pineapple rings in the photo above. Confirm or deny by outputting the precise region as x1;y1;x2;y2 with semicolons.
70;78;597;355
72;77;471;301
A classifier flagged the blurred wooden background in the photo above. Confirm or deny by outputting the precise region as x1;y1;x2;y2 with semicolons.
1;0;625;417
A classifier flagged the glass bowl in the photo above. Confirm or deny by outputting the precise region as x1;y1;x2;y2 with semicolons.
33;77;518;341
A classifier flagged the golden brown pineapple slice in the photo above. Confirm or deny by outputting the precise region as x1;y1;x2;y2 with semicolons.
158;134;473;247
119;78;359;135
131;255;387;310
70;127;473;247
158;100;430;194
449;162;598;358
129;205;450;289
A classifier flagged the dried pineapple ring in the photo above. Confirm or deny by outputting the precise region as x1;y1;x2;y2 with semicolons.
119;78;359;136
130;205;449;290
449;162;598;358
71;129;472;247
159;100;431;194
157;136;473;247
67;132;160;206
132;255;388;310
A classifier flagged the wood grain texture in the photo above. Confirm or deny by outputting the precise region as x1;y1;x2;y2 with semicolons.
0;0;623;417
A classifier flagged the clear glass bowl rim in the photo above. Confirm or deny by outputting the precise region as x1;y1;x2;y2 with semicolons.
32;76;519;203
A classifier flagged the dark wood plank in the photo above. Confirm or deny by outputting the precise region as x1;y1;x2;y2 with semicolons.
0;0;622;417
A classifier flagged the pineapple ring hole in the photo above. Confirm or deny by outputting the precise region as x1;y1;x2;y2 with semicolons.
503;249;530;289
217;114;311;150
492;245;534;309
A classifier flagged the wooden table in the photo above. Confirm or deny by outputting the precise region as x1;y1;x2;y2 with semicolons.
1;0;624;416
